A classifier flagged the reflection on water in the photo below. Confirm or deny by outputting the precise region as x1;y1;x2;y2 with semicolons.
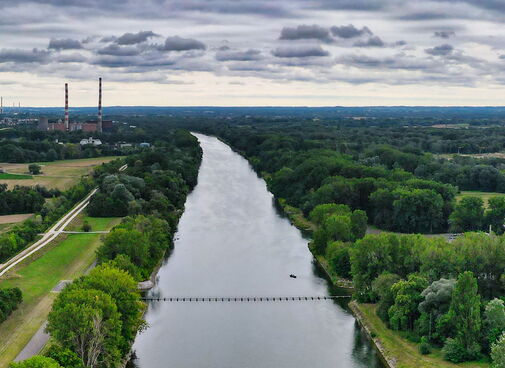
130;134;383;368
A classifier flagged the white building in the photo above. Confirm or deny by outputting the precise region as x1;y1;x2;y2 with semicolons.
80;137;102;146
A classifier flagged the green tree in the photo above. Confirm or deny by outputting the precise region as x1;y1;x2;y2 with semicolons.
9;356;62;368
324;215;352;243
449;196;484;232
388;274;428;331
418;278;455;342
486;196;505;234
371;272;401;323
71;265;144;351
28;164;41;175
326;241;351;278
446;271;481;360
485;299;505;346
44;345;84;368
492;332;505;368
47;288;122;368
350;210;367;240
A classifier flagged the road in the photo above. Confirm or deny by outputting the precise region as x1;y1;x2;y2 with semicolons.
0;163;127;278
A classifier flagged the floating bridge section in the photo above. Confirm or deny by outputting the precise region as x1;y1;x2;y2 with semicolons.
142;296;351;302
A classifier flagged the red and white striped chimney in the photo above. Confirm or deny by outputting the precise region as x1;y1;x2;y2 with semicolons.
97;77;102;133
64;83;69;131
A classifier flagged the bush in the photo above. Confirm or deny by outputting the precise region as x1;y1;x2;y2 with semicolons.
28;164;41;175
419;336;431;355
81;220;91;232
443;338;467;363
44;345;83;368
9;356;62;368
492;332;505;368
443;338;480;363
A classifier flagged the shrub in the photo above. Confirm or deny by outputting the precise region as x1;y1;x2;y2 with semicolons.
443;338;467;363
9;356;62;368
44;345;84;368
81;220;91;232
419;336;431;355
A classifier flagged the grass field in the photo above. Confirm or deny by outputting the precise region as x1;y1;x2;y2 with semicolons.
0;156;121;190
0;216;120;367
0;173;32;180
456;191;504;208
355;303;489;368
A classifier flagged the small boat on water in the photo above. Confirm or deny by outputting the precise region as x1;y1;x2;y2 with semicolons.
289;274;297;279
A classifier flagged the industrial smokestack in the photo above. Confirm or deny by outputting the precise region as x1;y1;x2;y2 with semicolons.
64;83;69;131
97;77;102;133
0;97;3;114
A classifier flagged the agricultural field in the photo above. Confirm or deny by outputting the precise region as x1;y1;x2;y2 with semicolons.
0;214;34;235
0;156;120;190
456;191;504;208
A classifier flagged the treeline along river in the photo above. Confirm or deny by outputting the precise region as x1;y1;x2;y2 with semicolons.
130;134;383;368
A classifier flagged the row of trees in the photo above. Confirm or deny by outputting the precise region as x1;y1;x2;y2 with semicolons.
0;184;46;215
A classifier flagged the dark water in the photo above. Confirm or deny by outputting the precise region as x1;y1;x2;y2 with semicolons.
131;134;382;368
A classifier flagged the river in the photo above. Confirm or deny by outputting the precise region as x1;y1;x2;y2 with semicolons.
130;133;382;368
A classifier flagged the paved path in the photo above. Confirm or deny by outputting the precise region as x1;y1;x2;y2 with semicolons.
13;323;48;362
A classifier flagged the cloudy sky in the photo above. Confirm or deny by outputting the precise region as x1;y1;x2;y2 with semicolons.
3;0;505;106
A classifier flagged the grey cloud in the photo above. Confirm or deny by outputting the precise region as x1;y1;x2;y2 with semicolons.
425;43;454;56
216;49;262;61
116;31;158;45
272;45;329;58
159;36;206;51
0;48;50;63
55;53;87;63
353;36;385;47
434;30;455;38
279;25;332;42
48;38;82;50
330;24;372;38
100;36;117;43
97;44;141;56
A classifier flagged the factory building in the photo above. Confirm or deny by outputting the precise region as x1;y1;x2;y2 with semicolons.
38;78;113;133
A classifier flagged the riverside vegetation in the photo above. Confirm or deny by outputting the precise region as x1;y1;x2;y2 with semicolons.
9;129;202;368
191;120;505;366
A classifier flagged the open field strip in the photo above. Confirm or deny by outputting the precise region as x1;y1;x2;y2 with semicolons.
0;214;33;225
456;190;504;208
0;216;120;368
0;156;121;190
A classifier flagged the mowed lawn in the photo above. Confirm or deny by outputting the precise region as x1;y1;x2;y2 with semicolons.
456;191;504;208
357;303;490;368
0;216;119;367
0;156;121;190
